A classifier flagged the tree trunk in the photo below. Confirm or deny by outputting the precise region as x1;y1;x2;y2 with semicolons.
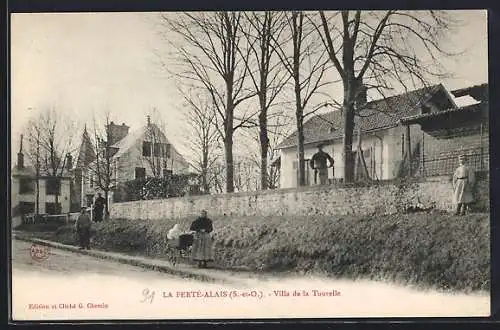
35;177;40;215
296;115;306;186
341;31;357;183
259;110;269;190
292;14;306;187
342;98;356;183
35;132;40;214
224;133;234;193
55;193;60;214
202;170;209;194
201;153;209;194
225;75;235;193
104;189;109;220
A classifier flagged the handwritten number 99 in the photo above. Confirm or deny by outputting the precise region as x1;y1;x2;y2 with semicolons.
141;288;155;303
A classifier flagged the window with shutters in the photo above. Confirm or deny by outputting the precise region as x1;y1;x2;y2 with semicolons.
19;178;35;194
45;202;61;215
19;202;35;214
46;178;61;195
135;167;146;180
164;144;171;158
153;143;162;157
142;141;152;157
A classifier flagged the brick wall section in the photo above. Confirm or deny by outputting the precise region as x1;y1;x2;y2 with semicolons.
110;177;489;221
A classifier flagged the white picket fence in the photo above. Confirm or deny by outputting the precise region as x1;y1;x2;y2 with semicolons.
22;212;80;225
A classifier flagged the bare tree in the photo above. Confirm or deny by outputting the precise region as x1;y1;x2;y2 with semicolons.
273;11;333;187
25;107;76;214
315;10;461;182
161;12;257;193
234;156;260;192
182;89;221;194
243;112;295;190
240;11;290;190
266;114;295;189
142;112;172;178
85;114;121;218
25;128;41;214
211;161;227;194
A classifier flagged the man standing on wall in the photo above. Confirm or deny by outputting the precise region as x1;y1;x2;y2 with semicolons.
310;143;334;185
452;154;476;216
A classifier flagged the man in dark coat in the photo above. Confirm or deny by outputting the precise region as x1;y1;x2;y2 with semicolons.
189;210;214;268
93;193;106;222
310;143;334;185
75;207;92;250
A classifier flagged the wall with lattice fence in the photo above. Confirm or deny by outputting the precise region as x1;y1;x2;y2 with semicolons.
415;124;489;178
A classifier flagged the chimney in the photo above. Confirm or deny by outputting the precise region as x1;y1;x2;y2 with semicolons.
66;153;73;170
17;134;24;169
147;115;151;126
106;121;130;145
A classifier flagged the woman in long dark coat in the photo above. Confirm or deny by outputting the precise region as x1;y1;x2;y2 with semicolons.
189;210;214;268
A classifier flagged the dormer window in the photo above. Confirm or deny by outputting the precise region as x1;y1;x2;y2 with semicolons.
421;104;431;114
142;141;152;157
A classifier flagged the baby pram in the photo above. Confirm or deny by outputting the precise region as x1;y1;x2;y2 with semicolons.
166;233;194;266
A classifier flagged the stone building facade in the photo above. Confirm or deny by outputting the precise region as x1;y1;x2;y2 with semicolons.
74;117;190;208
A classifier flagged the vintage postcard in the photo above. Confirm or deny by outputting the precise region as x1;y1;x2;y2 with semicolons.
9;10;490;321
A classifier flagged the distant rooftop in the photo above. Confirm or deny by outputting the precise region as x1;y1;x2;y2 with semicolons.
450;83;488;102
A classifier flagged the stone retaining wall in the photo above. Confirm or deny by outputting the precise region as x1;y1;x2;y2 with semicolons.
110;177;489;221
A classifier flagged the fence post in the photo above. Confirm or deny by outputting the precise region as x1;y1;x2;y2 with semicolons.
480;123;484;171
421;132;425;177
406;125;412;176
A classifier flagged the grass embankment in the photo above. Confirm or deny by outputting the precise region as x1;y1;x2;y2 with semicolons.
18;211;490;292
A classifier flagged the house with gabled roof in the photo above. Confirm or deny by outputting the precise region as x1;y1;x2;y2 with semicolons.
11;136;74;219
274;83;488;189
399;83;488;178
72;126;97;208
75;116;190;207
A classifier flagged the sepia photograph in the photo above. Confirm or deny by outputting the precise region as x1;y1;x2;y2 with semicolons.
9;9;490;321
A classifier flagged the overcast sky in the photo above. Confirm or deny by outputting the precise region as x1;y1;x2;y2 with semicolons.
10;10;488;162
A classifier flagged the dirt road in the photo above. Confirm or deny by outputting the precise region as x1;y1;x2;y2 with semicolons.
11;240;490;320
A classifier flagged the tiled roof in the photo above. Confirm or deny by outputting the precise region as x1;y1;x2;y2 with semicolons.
75;128;96;169
400;102;484;125
111;125;149;158
277;84;446;149
109;123;188;167
11;164;72;178
450;83;488;98
11;165;36;177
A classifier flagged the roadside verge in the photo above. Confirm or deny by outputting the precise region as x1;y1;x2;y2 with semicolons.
13;232;238;285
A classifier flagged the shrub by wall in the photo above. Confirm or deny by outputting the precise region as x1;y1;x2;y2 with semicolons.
42;210;490;292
